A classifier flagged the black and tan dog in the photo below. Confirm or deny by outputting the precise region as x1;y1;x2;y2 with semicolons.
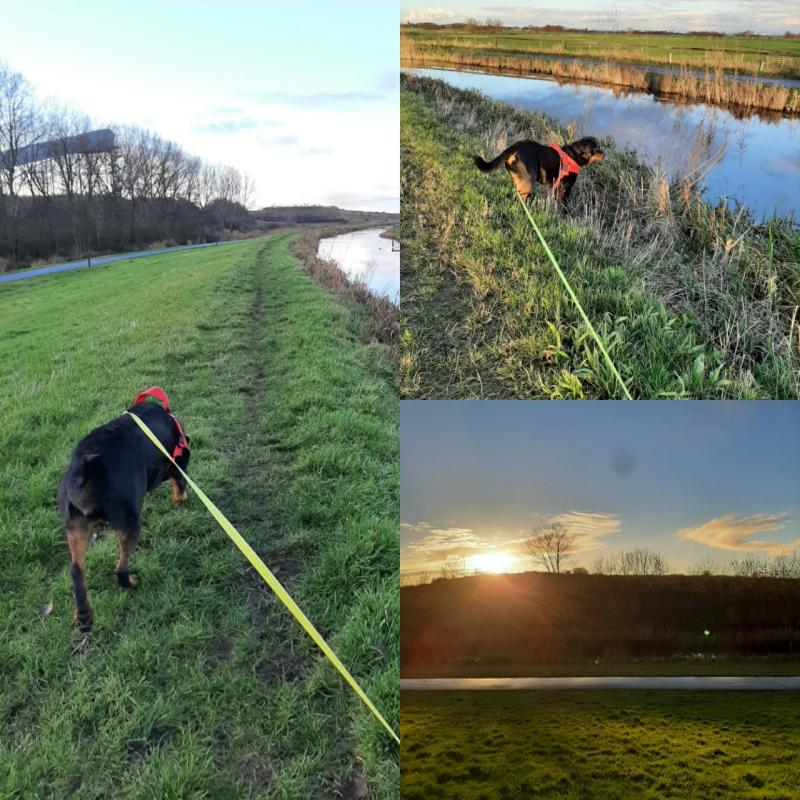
474;137;605;206
58;388;190;632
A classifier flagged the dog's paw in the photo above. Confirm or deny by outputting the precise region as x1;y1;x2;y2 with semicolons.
116;570;140;589
171;481;188;503
73;607;93;632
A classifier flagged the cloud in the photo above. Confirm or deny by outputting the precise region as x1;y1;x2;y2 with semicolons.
548;511;621;550
677;513;800;553
323;190;399;212
194;116;279;134
299;146;334;156
402;7;458;24
265;135;300;146
249;90;387;108
405;526;487;554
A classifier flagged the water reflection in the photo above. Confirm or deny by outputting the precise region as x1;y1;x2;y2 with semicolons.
317;227;399;304
410;68;800;220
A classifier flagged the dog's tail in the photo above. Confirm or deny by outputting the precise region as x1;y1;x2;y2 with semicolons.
473;144;518;173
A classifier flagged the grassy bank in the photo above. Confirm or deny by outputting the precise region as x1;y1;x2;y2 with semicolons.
402;27;800;79
401;41;800;115
400;75;800;399
291;228;399;357
401;690;800;799
0;234;398;798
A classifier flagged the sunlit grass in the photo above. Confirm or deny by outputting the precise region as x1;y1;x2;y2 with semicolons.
402;690;800;799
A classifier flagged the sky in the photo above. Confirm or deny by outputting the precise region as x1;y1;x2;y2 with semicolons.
401;401;800;576
401;1;800;35
1;1;398;211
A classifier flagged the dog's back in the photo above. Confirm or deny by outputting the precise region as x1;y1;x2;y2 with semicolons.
58;403;176;531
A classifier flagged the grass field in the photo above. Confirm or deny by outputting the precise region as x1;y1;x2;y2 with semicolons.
0;234;398;798
402;27;800;78
400;75;800;399
401;690;800;799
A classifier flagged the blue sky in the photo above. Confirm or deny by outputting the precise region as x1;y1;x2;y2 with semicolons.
401;401;800;574
2;1;398;210
401;2;800;35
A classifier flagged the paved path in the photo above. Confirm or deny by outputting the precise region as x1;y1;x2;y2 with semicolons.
0;240;245;285
401;676;800;690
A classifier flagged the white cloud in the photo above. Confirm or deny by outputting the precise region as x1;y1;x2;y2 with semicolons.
548;511;621;550
402;7;458;24
677;513;800;553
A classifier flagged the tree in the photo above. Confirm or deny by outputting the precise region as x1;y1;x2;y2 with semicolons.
439;555;466;580
525;523;576;573
602;5;623;33
592;548;668;575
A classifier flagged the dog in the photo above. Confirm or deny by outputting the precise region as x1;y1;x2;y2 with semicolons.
474;136;605;206
58;387;190;632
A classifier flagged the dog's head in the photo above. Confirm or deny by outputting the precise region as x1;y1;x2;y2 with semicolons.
569;137;605;165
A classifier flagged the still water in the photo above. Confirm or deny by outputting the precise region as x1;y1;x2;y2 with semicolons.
410;67;800;220
317;227;399;304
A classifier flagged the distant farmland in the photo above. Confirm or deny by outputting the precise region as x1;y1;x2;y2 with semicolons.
402;26;800;78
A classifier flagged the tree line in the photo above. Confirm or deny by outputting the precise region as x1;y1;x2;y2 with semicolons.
0;61;255;268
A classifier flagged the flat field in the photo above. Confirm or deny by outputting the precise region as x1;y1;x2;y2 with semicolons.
401;690;800;799
402;27;800;78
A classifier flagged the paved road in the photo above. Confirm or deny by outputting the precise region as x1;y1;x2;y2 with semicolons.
401;676;800;690
0;240;245;285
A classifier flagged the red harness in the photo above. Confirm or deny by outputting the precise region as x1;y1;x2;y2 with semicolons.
550;143;581;192
131;386;188;460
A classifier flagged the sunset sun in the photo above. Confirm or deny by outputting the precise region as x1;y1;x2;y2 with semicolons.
468;551;516;574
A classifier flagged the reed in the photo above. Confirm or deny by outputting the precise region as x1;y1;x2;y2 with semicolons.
401;40;800;114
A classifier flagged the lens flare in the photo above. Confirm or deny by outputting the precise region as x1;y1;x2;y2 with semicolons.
468;551;515;574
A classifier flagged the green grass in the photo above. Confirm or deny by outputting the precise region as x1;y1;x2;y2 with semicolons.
403;661;800;679
0;234;398;798
402;27;800;78
400;75;800;399
402;690;800;799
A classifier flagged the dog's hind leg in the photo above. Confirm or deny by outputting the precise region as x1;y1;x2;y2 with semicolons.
115;527;141;588
67;520;93;632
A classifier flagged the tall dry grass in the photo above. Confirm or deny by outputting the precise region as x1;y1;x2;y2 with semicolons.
401;40;800;114
404;28;799;78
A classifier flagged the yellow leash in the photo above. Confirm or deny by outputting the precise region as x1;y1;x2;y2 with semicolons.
126;410;400;745
516;194;633;400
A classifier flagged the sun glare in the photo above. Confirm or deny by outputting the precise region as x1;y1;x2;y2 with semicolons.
468;551;515;575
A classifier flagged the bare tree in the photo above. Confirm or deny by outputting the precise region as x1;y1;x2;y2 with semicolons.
592;548;668;575
525;524;576;574
439;555;467;580
0;62;258;266
602;5;623;32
